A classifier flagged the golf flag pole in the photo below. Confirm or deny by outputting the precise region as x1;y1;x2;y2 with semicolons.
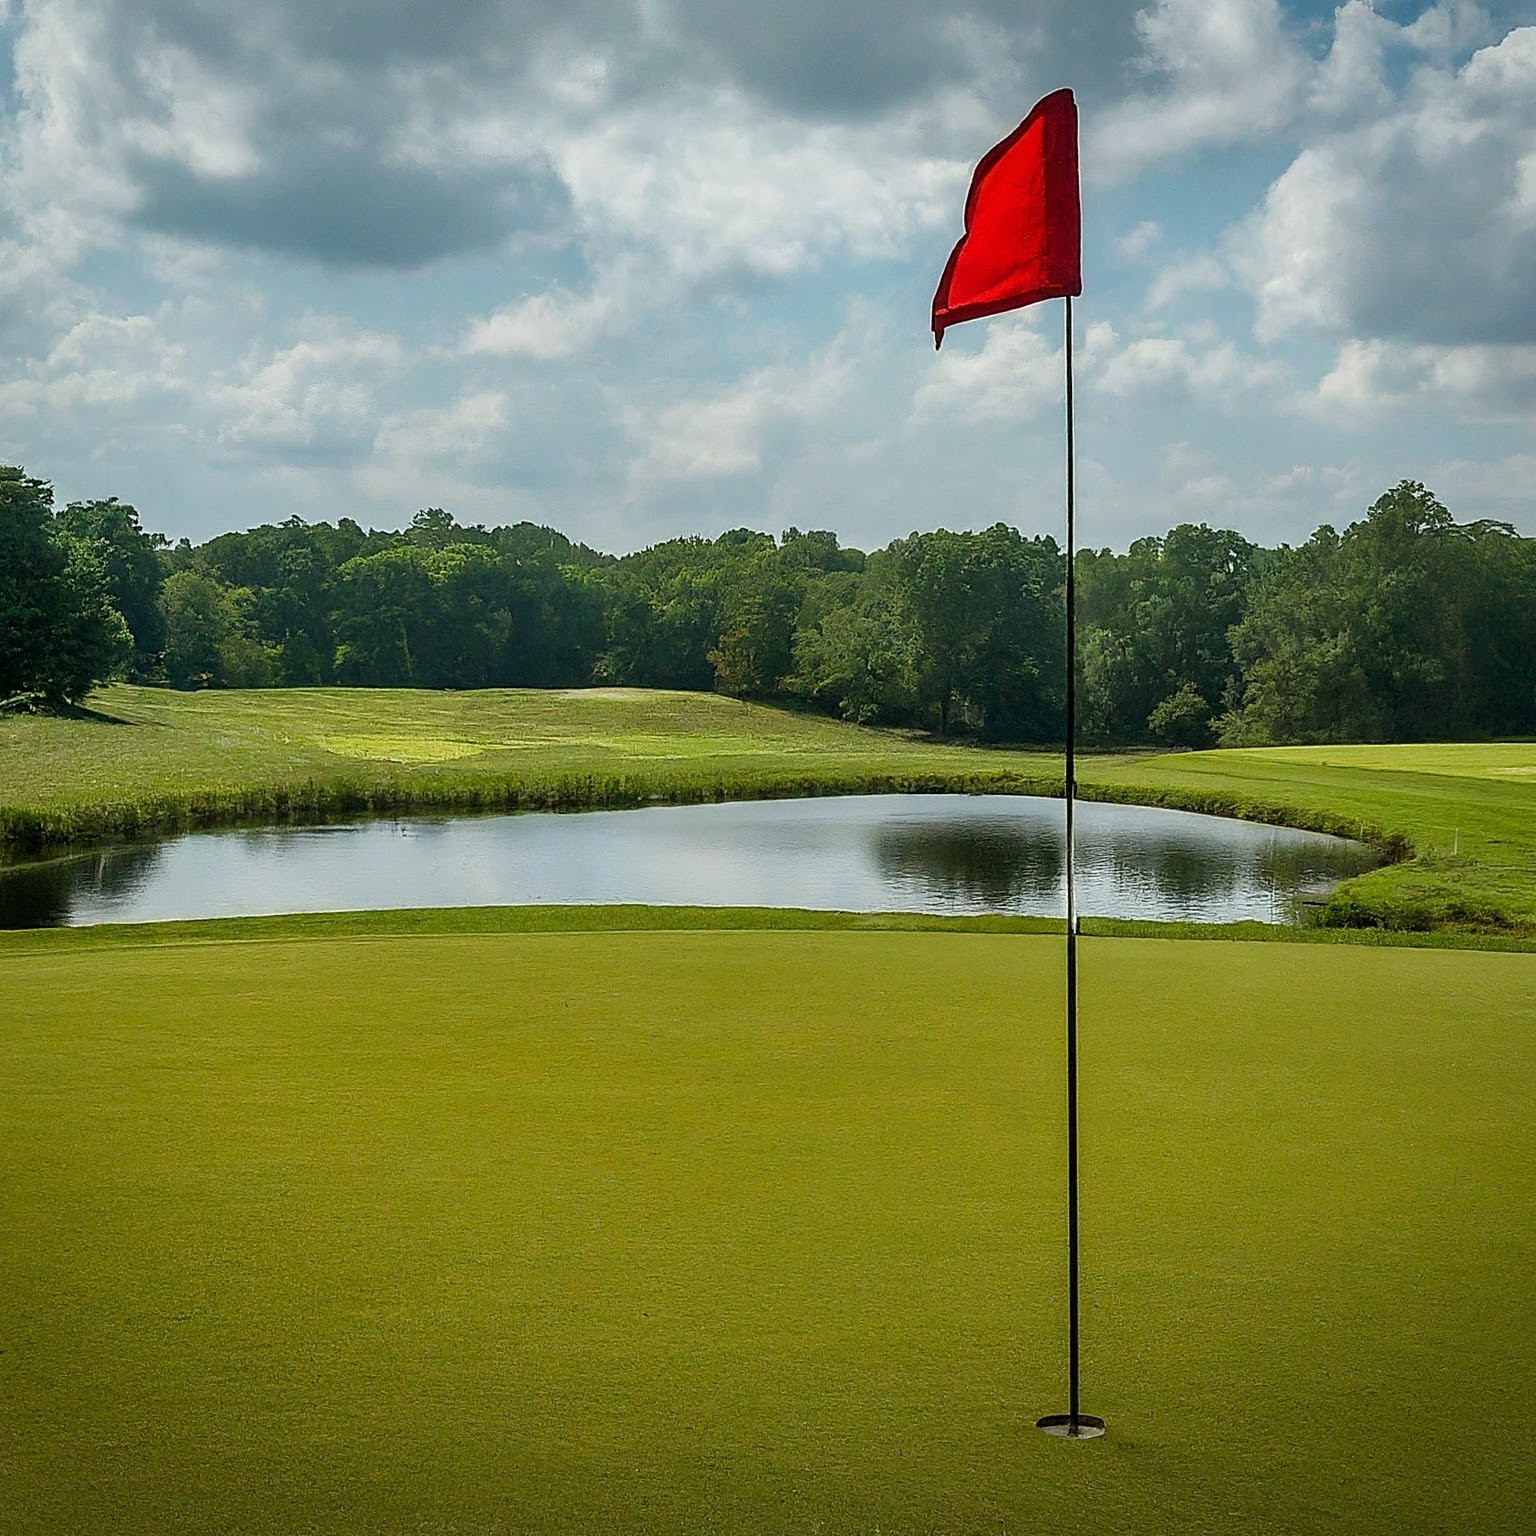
931;87;1104;1440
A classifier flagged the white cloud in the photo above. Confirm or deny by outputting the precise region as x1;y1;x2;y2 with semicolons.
1401;0;1499;61
910;317;1069;425
1422;449;1536;523
373;389;511;466
1117;219;1164;260
1308;0;1398;121
1097;334;1280;399
1091;0;1309;181
553;90;966;286
1314;338;1536;419
118;42;262;181
210;323;405;456
0;308;184;415
624;342;853;490
1240;25;1536;351
463;288;620;360
1146;251;1228;310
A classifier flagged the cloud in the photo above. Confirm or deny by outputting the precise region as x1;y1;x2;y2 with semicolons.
2;0;586;268
1146;251;1229;309
0;0;1153;279
553;92;967;286
1314;337;1536;418
651;1;1148;121
373;389;511;467
1091;0;1310;181
1240;24;1536;347
210;322;405;458
131;150;565;269
1117;219;1164;260
911;317;1072;425
0;307;184;415
463;288;620;361
1422;448;1536;522
624;343;853;490
1096;333;1280;399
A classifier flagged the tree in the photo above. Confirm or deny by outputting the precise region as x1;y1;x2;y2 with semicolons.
1222;483;1510;745
332;547;436;686
887;525;1064;739
0;465;130;707
56;498;166;679
709;551;802;696
161;570;276;688
1079;524;1259;747
790;582;919;724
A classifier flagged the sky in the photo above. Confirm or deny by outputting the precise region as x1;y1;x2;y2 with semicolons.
2;0;1535;555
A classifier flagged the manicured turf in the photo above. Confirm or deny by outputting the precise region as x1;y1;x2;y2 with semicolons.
3;911;1532;1534
1088;744;1536;932
4;685;1536;931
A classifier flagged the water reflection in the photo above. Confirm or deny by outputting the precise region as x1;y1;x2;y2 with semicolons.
0;843;166;928
874;822;1063;908
871;798;1378;923
0;794;1379;929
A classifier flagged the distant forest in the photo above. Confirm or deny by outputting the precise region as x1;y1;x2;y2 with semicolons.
4;462;1535;748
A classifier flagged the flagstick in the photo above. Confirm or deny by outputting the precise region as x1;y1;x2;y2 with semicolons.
1038;293;1104;1441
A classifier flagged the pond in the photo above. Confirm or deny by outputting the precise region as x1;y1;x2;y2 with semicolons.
0;794;1379;929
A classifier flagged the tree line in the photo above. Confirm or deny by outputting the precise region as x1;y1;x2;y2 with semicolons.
4;462;1534;747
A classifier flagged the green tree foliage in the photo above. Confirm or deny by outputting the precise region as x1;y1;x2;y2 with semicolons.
161;570;277;688
56;498;166;679
884;525;1064;740
192;516;370;685
1079;524;1259;747
790;579;919;725
596;535;736;691
15;467;1536;750
1223;483;1534;744
709;551;804;696
0;466;130;707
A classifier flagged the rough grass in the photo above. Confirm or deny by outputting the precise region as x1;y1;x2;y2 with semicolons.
5;686;1536;934
0;684;1063;854
2;909;1532;1534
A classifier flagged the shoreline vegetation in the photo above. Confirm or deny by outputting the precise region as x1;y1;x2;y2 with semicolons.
4;684;1534;940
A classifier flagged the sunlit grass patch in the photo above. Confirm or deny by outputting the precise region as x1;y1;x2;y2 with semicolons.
318;734;506;763
1241;742;1536;779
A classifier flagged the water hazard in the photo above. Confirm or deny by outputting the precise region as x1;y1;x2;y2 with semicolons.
0;794;1380;929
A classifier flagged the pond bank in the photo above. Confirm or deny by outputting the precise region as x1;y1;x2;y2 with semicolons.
3;685;1530;938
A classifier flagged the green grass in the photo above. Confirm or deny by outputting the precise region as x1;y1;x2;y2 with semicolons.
3;909;1532;1534
5;686;1536;933
1084;745;1536;934
0;684;1064;853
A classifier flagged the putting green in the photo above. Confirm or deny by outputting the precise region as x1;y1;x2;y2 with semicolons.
3;917;1532;1533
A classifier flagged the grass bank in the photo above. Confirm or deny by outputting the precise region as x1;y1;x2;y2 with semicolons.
0;683;1063;853
1083;742;1536;934
4;685;1535;934
3;912;1532;1534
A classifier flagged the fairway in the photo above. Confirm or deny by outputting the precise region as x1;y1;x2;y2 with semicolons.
3;916;1532;1534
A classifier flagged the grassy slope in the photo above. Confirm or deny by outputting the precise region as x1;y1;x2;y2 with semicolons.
3;685;1535;932
3;912;1532;1535
1084;743;1536;932
0;684;1064;850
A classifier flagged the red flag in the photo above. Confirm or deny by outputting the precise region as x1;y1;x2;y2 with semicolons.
931;88;1081;348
